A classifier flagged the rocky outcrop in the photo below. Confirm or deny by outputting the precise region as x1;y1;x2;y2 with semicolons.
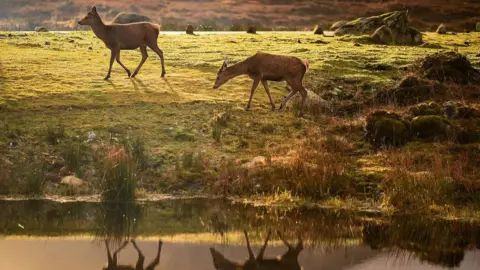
376;75;444;106
436;24;447;34
411;115;451;140
420;51;480;85
247;26;257;34
335;11;422;46
409;102;444;116
35;26;48;32
330;21;347;31
112;12;152;24
186;24;195;34
313;25;323;35
364;111;409;148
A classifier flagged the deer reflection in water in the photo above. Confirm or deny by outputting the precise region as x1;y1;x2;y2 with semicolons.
103;239;162;270
210;230;303;270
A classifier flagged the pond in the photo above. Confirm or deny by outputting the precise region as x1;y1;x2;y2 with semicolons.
0;199;479;269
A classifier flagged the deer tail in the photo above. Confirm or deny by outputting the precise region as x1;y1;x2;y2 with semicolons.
303;60;310;72
153;24;161;36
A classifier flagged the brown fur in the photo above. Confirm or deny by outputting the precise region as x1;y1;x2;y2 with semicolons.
210;230;303;270
213;52;309;116
103;240;162;270
78;6;166;80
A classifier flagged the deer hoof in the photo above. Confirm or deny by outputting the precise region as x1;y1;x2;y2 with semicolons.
104;75;110;80
126;71;131;77
245;106;251;111
161;72;166;77
131;72;138;78
271;106;276;112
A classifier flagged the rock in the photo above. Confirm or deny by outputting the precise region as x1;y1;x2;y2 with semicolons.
456;128;480;144
410;115;451;140
335;11;422;46
476;22;480;32
371;25;394;45
364;111;409;148
376;75;443;106
445;102;480;119
330;21;348;31
45;41;51;46
35;26;48;32
88;47;93;50
112;12;152;24
313;25;323;35
436;24;447;34
60;175;85;186
58;166;71;177
186;24;195;34
290;89;332;115
409;102;443;116
420;51;480;85
246;26;256;34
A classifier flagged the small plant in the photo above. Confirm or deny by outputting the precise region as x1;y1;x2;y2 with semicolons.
212;121;223;143
62;141;88;177
22;153;46;195
99;146;137;202
122;136;148;170
46;123;65;145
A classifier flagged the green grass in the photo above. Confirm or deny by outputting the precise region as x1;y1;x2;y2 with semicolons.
0;31;480;216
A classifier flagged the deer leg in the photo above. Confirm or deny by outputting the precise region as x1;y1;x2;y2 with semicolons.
147;43;166;77
105;240;114;266
256;230;272;261
246;79;260;111
244;230;256;261
116;52;131;77
132;46;148;78
278;89;298;111
131;240;145;270
261;80;275;112
145;240;163;270
112;240;129;264
105;48;119;80
298;86;308;117
277;230;295;251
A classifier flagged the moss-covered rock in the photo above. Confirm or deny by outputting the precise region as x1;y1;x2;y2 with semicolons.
335;11;422;46
331;21;348;31
246;26;256;34
112;12;152;24
313;25;323;35
186;24;195;34
436;24;447;34
409;102;444;116
443;102;480;119
411;115;451;140
376;75;443;105
364;111;409;148
420;51;480;85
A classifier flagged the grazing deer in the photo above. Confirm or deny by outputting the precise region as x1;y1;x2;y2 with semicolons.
213;52;310;117
103;239;162;270
210;230;303;270
78;6;166;80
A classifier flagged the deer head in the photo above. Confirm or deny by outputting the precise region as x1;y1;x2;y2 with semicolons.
213;60;231;89
78;6;101;26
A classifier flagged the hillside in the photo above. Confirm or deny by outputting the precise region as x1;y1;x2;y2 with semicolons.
0;0;479;31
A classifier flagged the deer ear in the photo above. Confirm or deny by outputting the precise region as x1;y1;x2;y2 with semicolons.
92;6;97;13
222;60;228;70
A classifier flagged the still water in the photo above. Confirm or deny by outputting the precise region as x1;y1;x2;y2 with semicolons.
0;199;479;270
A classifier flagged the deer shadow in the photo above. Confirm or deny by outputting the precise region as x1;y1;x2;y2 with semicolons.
210;230;303;270
102;239;162;270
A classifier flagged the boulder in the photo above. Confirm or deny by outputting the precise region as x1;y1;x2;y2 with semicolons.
443;102;480;119
290;90;332;115
410;115;451;140
476;22;480;32
376;75;443;106
60;175;85;186
436;24;447;34
35;26;48;32
335;11;422;46
313;25;323;35
371;25;394;45
112;12;152;24
409;102;443;116
331;21;348;31
246;26;256;34
364;111;409;148
186;24;195;34
420;51;480;85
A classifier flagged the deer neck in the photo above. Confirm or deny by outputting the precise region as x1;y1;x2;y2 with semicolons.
226;60;249;79
90;19;107;41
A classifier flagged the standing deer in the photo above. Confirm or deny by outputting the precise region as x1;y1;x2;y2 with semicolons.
78;6;166;80
103;239;162;270
210;230;303;270
213;52;310;117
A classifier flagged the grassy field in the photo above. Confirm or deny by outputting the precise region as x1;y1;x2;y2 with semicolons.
0;31;480;217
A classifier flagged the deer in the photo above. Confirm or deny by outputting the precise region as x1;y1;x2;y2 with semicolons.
210;230;303;270
213;52;310;117
103;239;162;270
78;6;166;80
